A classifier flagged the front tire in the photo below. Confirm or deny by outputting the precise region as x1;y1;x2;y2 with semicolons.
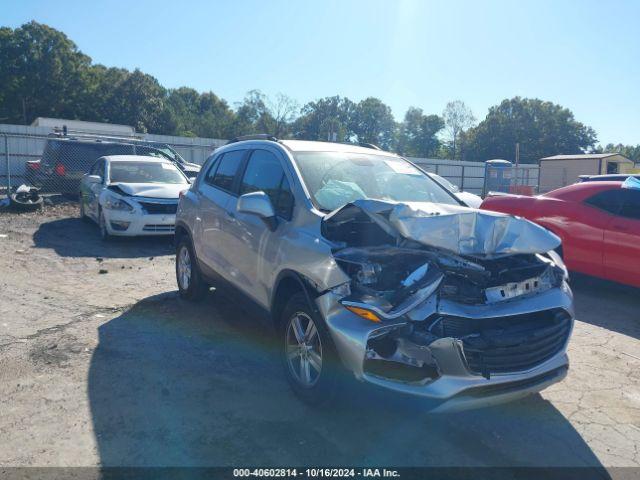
281;292;340;405
176;237;207;301
79;197;90;222
98;208;111;241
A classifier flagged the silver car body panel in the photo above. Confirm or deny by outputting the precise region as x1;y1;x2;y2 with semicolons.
177;139;575;411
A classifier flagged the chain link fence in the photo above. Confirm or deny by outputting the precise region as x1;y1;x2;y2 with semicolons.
1;129;544;202
0;131;223;199
483;164;540;195
411;160;486;195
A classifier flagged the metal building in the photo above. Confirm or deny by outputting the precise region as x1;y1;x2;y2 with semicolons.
539;153;635;192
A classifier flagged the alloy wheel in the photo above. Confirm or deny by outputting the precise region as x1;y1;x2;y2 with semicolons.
285;312;323;387
177;245;192;290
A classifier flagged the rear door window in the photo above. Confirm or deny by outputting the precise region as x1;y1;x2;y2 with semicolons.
585;190;624;215
620;190;640;220
210;150;245;194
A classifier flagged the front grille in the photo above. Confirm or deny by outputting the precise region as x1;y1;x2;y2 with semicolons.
138;201;177;214
435;310;571;377
143;224;175;232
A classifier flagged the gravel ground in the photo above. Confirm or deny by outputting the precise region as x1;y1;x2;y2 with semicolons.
0;201;639;471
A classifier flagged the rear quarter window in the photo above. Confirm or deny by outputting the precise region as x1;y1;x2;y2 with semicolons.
208;150;245;194
584;189;624;215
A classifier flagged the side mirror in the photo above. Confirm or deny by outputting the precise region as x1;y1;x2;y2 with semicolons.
86;175;102;184
237;191;277;230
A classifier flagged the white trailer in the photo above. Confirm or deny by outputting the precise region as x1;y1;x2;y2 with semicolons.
30;118;135;137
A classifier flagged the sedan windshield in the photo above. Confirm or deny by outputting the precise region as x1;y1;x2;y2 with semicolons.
109;161;188;184
293;152;459;211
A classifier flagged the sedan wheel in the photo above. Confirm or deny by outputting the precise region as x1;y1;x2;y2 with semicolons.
285;312;323;388
177;245;192;291
99;209;110;240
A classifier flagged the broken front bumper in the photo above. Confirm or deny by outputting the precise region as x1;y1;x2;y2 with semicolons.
316;282;574;412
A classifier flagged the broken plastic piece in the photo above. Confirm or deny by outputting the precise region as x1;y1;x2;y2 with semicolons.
622;176;640;190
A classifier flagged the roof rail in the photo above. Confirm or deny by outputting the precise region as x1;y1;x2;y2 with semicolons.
358;142;381;150
226;134;278;145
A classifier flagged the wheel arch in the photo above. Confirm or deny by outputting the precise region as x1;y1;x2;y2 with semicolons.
174;221;192;248
270;270;322;327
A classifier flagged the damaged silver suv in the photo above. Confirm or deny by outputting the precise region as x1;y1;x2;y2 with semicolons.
175;136;573;411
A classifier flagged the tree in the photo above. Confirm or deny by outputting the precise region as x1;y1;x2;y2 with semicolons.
0;21;93;124
351;97;397;150
267;93;298;138
595;143;640;163
396;107;444;157
465;97;597;163
163;87;235;138
293;96;356;142
102;69;166;133
442;100;475;160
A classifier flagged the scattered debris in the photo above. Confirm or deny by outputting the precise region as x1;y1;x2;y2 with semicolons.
149;257;154;261
98;269;108;274
96;257;104;263
9;185;43;212
0;234;7;239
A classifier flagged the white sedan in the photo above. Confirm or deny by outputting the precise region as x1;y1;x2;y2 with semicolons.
79;155;191;239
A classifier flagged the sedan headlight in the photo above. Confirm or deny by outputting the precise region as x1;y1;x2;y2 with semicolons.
104;195;133;212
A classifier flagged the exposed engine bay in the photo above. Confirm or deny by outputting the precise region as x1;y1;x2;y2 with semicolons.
322;199;570;384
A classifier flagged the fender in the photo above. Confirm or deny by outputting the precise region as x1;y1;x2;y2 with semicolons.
271;269;323;320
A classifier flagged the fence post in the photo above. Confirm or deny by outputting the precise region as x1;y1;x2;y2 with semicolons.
435;164;440;175
460;165;465;191
4;135;9;193
482;165;488;197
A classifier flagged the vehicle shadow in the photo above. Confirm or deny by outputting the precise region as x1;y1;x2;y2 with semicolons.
88;291;608;471
32;217;173;259
570;273;640;340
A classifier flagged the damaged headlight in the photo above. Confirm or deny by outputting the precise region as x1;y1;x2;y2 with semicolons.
341;274;443;323
104;194;134;212
547;250;569;281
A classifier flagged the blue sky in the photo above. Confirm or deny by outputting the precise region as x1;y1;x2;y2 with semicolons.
3;0;640;145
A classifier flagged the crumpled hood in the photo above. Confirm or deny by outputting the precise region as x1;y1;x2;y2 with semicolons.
108;183;187;199
323;199;560;257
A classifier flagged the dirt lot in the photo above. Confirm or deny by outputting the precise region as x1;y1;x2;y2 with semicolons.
1;201;639;471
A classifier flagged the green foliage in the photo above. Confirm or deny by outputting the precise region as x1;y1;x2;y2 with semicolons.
464;97;597;163
293;96;356;142
595;143;640;162
396;107;444;157
0;21;92;124
0;22;611;163
442;100;475;160
351;97;397;150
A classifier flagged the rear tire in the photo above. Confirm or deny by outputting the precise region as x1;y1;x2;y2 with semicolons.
176;237;207;301
280;292;340;405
